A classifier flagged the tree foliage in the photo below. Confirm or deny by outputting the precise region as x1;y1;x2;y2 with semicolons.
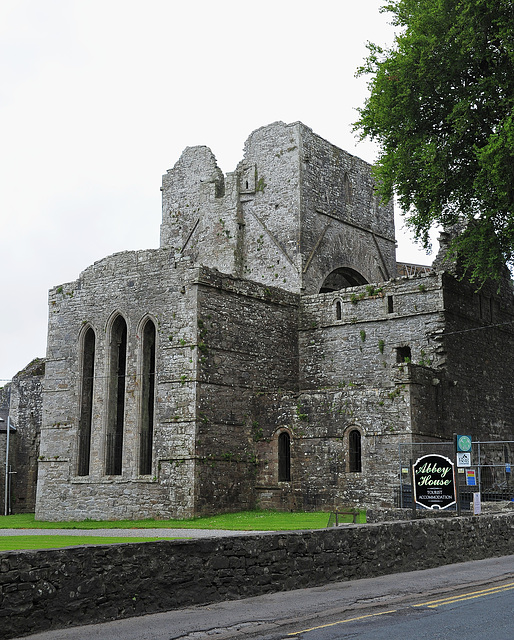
355;0;514;283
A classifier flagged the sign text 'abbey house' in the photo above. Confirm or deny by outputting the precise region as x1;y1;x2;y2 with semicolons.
413;454;456;510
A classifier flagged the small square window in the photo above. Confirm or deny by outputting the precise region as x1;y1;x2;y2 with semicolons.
396;346;411;363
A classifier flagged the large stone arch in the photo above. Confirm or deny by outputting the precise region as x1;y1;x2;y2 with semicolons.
319;267;368;293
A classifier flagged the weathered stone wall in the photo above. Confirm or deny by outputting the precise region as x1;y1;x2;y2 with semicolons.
193;268;299;514
226;272;452;513
160;122;395;297
439;272;514;443
237;122;304;293
1;513;513;640
0;384;10;512
6;359;44;513
239;121;396;295
288;269;514;508
160;146;244;278
0;385;9;423
37;255;300;521
0;360;44;514
37;250;207;521
299;123;396;292
272;272;447;509
300;272;446;389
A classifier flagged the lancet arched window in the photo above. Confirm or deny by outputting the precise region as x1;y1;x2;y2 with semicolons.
139;319;156;475
77;327;95;476
278;432;291;482
105;315;127;475
349;429;362;473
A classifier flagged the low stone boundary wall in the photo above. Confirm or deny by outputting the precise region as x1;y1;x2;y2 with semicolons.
1;513;513;639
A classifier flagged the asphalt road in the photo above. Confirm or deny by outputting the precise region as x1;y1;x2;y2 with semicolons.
291;584;513;639
13;554;514;640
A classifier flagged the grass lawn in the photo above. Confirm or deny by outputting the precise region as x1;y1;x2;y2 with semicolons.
0;536;183;551
0;509;365;532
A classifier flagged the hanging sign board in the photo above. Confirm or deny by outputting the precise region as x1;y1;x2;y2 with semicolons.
413;454;456;510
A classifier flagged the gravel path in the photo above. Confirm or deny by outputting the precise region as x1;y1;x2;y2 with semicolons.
0;528;268;538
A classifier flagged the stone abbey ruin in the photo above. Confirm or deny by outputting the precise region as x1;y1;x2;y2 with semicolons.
3;121;513;520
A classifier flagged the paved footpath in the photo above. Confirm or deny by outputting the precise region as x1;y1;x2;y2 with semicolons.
0;528;267;538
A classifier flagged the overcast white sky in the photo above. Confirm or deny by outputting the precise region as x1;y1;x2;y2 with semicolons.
0;0;436;383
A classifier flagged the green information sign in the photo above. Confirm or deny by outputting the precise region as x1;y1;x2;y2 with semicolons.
456;435;472;452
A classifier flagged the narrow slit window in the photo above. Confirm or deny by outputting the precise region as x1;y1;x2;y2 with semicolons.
343;172;353;204
105;315;127;475
349;429;362;472
77;327;95;476
139;319;156;475
335;300;342;320
387;296;394;314
278;432;291;482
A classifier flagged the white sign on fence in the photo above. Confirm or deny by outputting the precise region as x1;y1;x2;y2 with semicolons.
473;492;481;516
457;452;471;467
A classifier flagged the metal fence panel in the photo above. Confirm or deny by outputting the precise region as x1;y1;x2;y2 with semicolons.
397;440;514;510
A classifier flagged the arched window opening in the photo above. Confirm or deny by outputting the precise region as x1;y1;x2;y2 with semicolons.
349;429;362;473
335;300;342;320
105;315;127;475
278;432;291;482
77;327;95;476
319;268;368;293
139;319;156;475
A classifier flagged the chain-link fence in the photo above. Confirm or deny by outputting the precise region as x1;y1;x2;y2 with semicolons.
474;440;514;501
396;440;514;510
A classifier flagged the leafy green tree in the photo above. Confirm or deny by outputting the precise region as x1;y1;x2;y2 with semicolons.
355;0;514;283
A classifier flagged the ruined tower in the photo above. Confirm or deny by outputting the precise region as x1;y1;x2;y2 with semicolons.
159;121;396;293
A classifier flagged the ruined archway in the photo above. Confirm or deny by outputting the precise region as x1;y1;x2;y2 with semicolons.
319;267;368;293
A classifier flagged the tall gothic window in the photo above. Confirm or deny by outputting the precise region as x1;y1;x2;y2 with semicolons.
349;429;362;472
278;432;291;481
139;319;156;475
77;327;95;476
105;315;127;475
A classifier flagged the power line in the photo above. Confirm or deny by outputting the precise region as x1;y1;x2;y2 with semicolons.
440;318;514;337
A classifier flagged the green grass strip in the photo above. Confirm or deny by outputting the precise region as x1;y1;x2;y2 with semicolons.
0;536;183;551
0;510;365;532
